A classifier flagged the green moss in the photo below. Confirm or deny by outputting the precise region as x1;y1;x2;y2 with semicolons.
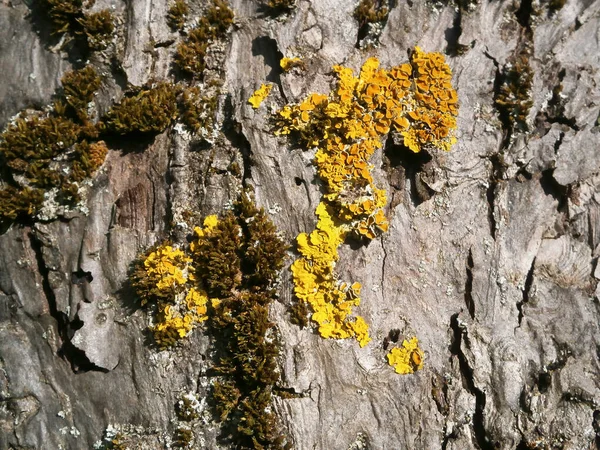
174;0;234;78
288;299;309;328
127;193;290;446
0;115;80;161
173;426;194;448
192;213;242;297
196;195;289;449
103;82;179;135
167;0;189;31
42;0;115;52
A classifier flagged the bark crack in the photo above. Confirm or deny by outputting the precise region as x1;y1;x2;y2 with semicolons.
516;257;536;329
450;314;494;450
28;230;105;373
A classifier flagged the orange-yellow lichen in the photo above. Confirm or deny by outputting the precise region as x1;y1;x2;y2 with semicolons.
275;50;458;352
248;84;273;109
280;57;303;72
137;223;220;347
386;337;424;374
142;244;193;304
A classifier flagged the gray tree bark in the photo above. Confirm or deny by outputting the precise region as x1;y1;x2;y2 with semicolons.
0;0;599;449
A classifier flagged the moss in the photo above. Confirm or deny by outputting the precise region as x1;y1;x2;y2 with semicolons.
174;0;234;78
262;0;296;15
167;0;189;31
0;187;45;225
60;66;102;122
0;65;107;226
103;82;179;135
129;193;290;446
353;0;389;47
77;9;115;51
45;0;83;35
173;426;194;448
179;87;217;134
1;114;80;161
42;0;115;52
494;49;533;135
353;0;389;24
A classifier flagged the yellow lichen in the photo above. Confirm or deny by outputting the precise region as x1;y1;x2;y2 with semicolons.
280;57;303;72
142;244;193;304
274;50;458;353
248;84;273;109
386;337;424;374
135;225;220;347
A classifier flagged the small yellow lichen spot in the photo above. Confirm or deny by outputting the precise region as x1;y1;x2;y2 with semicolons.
387;337;424;374
203;214;219;230
280;57;303;71
248;84;273;109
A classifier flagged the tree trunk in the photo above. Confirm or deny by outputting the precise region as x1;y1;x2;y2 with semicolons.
1;0;599;449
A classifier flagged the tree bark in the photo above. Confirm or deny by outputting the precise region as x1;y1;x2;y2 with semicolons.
0;0;599;449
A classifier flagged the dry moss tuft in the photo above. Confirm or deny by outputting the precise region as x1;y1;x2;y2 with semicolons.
174;0;234;78
167;0;189;31
103;82;179;135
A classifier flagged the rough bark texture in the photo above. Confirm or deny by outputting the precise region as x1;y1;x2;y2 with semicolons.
1;0;599;449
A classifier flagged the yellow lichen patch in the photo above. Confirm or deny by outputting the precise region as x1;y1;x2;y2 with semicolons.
387;337;424;374
274;50;458;351
248;84;273;109
142;244;193;304
290;202;370;346
132;218;222;348
280;57;303;72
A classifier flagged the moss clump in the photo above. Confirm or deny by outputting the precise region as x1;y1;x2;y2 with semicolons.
129;193;290;447
42;0;115;52
45;0;83;35
0;65;107;228
0;187;45;225
354;0;389;24
60;66;102;122
167;0;189;31
192;195;288;449
103;82;179;135
353;0;389;47
494;49;533;135
77;9;115;51
174;0;234;78
180;87;217;134
262;0;296;15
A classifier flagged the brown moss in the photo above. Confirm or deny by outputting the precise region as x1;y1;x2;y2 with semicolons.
354;0;388;24
167;0;189;31
45;0;83;35
77;9;115;51
179;87;217;134
494;49;534;134
0;187;45;226
262;0;296;15
60;66;102;122
103;82;179;135
174;0;234;78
